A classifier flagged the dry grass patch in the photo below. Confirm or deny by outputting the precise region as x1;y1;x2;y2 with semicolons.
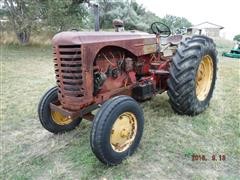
1;43;240;179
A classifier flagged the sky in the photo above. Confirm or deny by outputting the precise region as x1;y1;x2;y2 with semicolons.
136;0;240;40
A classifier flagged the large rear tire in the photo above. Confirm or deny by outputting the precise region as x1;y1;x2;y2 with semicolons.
38;87;82;133
167;35;218;115
90;95;144;165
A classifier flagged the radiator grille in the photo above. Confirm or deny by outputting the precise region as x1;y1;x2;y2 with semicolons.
54;45;85;99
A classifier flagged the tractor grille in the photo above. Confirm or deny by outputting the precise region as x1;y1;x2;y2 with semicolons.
54;45;85;107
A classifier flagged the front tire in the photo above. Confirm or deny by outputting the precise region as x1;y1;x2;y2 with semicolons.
38;86;82;133
167;35;218;115
90;95;144;165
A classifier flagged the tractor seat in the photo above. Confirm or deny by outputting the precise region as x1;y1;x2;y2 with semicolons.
165;34;183;45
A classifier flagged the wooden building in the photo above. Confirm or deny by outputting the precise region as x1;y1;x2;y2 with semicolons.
187;22;224;37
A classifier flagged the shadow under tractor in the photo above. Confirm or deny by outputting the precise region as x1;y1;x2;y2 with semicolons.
38;22;218;165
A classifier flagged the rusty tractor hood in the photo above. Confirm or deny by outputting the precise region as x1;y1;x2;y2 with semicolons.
52;31;156;45
52;31;158;110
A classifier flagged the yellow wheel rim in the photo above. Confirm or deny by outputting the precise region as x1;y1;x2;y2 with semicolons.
195;55;213;101
110;112;137;152
51;111;73;125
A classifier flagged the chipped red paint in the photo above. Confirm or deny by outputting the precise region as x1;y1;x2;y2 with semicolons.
52;31;171;118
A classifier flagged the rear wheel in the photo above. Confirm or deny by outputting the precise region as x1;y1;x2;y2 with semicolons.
90;95;144;165
167;35;218;115
38;87;82;133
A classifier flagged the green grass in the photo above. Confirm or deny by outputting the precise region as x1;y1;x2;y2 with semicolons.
1;43;240;179
214;38;234;55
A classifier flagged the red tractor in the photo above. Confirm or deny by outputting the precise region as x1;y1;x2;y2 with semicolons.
38;22;218;165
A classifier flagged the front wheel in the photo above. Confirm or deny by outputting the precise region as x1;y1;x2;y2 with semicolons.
167;35;218;115
90;95;144;165
38;86;82;133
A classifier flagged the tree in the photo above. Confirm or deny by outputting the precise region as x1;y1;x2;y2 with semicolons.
4;0;89;44
162;14;192;33
233;34;240;42
0;5;7;17
3;0;193;44
44;0;89;32
97;0;157;31
97;0;123;29
96;1;194;33
4;0;43;44
130;0;145;16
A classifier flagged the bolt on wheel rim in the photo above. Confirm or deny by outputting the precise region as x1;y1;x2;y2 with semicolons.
110;112;137;152
51;111;73;125
195;55;213;101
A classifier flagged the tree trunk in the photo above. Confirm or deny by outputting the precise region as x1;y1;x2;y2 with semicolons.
4;0;32;45
14;27;31;45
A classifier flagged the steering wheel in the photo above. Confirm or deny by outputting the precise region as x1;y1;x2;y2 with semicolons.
151;22;171;37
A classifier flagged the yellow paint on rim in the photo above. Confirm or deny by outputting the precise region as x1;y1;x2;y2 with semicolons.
195;55;213;101
110;112;137;152
51;111;73;125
